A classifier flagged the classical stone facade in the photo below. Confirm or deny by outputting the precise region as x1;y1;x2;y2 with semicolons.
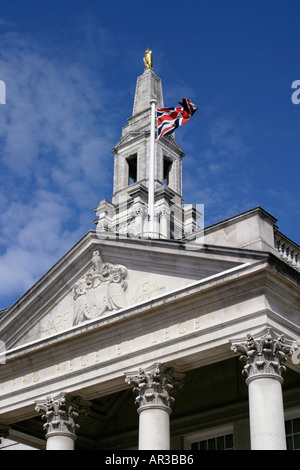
0;65;299;451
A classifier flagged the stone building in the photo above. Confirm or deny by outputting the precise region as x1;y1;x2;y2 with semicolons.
0;65;299;451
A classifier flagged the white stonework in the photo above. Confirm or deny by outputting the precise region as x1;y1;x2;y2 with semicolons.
35;392;90;450
0;63;299;450
126;363;184;450
94;67;199;240
231;329;294;449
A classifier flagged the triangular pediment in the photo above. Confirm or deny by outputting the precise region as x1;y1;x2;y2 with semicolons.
0;232;259;350
112;130;148;152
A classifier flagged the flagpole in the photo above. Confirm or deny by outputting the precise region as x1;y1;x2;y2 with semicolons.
148;98;157;237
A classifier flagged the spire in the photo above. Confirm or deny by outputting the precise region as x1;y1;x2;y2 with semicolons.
132;49;163;116
132;68;164;116
94;53;200;240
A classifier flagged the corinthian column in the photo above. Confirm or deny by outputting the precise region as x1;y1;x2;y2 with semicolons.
125;363;184;450
231;329;294;450
35;392;90;450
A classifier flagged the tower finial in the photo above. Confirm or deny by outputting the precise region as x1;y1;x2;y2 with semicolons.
143;48;153;70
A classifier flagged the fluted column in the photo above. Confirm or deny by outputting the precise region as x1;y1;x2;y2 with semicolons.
231;329;294;450
126;363;184;450
35;392;90;450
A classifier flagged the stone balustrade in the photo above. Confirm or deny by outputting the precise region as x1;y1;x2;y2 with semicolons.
274;230;300;272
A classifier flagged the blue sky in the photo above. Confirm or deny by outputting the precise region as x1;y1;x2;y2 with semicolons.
0;0;299;308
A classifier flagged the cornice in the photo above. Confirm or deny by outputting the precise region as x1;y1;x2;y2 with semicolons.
2;258;299;364
2;232;299;326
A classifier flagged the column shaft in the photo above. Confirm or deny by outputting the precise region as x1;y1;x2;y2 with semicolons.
125;363;184;450
247;375;286;450
46;433;76;450
231;329;294;451
139;408;170;450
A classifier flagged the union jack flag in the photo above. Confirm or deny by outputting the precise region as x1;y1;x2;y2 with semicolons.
157;98;197;141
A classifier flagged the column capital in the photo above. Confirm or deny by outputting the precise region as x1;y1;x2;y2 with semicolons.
230;328;294;382
35;392;91;441
125;363;185;414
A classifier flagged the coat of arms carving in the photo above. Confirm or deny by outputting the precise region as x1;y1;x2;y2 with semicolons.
73;251;128;325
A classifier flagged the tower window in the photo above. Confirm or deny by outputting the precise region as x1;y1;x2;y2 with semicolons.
163;157;172;186
127;154;137;185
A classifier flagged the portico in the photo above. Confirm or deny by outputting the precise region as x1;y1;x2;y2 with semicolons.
0;232;299;450
0;58;299;451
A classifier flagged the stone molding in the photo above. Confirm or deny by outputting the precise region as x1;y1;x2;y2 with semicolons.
125;363;185;414
231;328;294;382
35;392;90;440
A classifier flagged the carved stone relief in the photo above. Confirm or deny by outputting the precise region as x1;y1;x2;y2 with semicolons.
230;328;294;380
125;363;185;413
73;251;128;325
35;392;90;439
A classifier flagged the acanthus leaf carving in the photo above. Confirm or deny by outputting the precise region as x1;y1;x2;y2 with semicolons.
230;328;294;379
35;392;91;438
125;363;185;413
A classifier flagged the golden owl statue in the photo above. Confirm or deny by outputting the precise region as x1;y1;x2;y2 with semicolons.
143;49;153;70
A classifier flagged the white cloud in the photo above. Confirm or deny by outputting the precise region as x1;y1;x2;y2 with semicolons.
0;22;116;307
0;190;81;298
182;113;254;226
205;116;250;166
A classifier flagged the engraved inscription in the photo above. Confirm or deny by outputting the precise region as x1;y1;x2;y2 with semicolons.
4;312;218;395
47;313;71;336
131;279;164;304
